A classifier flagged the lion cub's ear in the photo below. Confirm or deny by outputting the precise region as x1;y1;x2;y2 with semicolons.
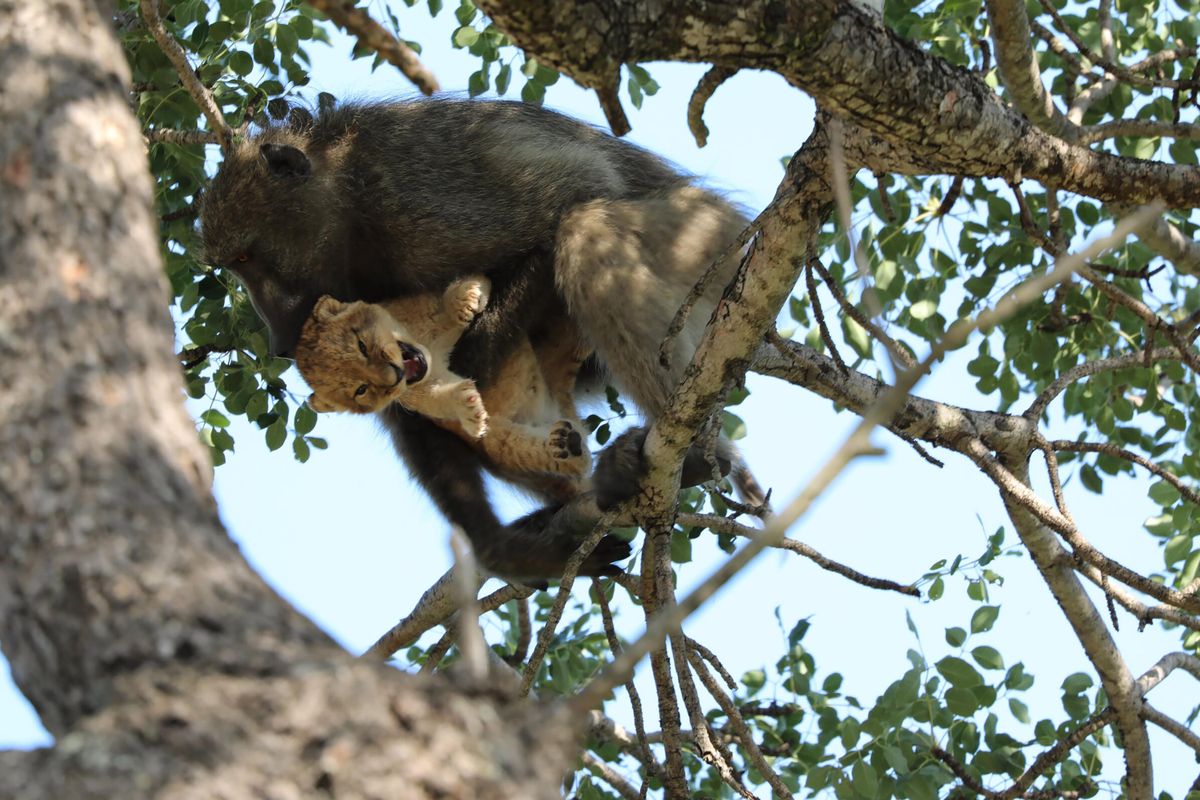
307;393;337;413
311;295;345;321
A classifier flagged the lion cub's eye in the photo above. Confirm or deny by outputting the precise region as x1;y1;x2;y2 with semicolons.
355;384;369;397
357;338;368;357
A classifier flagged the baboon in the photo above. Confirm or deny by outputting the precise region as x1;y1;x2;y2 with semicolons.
200;99;757;578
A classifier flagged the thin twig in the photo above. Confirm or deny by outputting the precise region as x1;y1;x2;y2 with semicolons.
593;581;658;786
1000;709;1114;799
1142;704;1200;756
1035;0;1200;90
177;343;235;370
1136;651;1200;694
449;529;487;680
806;259;848;377
581;751;641;800
1075;558;1200;633
671;631;754;799
687;638;736;690
1051;439;1200;507
678;512;920;596
1024;348;1182;420
687;66;736;147
519;517;614;695
503;594;532;667
139;0;231;150
304;0;439;96
965;439;1200;615
596;79;631;137
811;258;916;368
643;528;688;799
418;628;455;674
937;176;965;217
145;128;220;147
689;649;793;799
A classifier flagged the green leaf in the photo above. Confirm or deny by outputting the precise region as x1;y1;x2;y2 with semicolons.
1009;697;1030;724
452;26;479;48
741;669;766;690
276;25;299;57
971;645;1004;670
851;760;878;798
928;576;944;599
467;68;488;97
1149;479;1182;506
495;62;511;95
945;626;967;647
201;409;230;428
1062;672;1093;694
936;656;983;688
265;418;287;451
910;299;938;320
946;686;979;716
229;51;254;76
252;38;275;67
292;436;310;463
970;605;999;633
294;404;317;435
842;314;872;358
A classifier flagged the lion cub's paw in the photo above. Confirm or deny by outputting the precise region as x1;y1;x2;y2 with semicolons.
455;381;489;438
547;420;589;475
446;278;491;326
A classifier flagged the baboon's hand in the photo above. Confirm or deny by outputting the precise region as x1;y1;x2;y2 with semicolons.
594;426;734;511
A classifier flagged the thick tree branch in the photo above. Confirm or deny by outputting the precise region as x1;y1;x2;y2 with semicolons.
964;442;1152;795
478;0;1200;208
986;0;1079;141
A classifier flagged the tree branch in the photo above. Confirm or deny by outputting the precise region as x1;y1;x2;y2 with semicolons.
677;513;919;596
479;0;1200;207
304;0;439;96
986;0;1079;141
139;0;231;151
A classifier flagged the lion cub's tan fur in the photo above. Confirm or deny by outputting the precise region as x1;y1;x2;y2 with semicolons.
295;277;591;499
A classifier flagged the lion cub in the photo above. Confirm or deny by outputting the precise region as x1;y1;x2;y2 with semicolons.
294;277;591;492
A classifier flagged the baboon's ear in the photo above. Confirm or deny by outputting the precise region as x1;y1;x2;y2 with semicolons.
307;393;335;413
260;143;311;179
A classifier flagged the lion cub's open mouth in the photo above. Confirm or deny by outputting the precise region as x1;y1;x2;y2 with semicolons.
398;342;428;384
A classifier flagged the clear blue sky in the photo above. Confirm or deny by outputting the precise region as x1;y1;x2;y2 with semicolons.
1;6;1192;793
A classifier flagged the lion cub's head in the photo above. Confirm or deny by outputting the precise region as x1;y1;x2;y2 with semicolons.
295;296;431;414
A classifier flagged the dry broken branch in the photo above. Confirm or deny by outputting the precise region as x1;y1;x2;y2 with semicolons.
304;0;439;96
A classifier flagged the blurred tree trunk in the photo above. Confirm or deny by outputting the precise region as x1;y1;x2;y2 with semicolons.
0;2;571;796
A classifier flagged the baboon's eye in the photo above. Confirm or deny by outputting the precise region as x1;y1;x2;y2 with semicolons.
357;338;368;357
355;384;369;397
235;253;251;263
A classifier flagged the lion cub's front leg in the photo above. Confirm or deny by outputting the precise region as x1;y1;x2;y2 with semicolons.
479;419;590;478
413;378;488;439
441;276;491;330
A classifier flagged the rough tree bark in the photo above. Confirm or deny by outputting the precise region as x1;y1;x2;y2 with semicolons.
0;2;573;797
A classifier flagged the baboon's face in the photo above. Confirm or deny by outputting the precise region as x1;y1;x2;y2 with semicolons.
200;139;333;358
294;297;431;414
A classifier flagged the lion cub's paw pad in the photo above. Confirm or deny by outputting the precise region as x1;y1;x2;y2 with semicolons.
548;421;586;459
